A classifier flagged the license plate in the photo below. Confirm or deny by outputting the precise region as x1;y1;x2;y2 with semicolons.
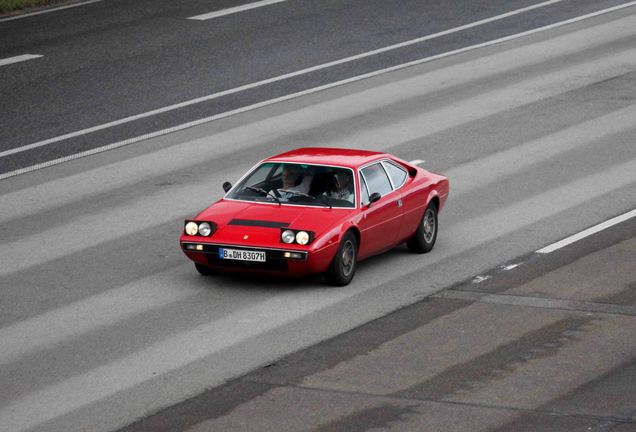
219;248;266;262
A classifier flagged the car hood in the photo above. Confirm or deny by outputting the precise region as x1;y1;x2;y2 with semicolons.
195;199;352;245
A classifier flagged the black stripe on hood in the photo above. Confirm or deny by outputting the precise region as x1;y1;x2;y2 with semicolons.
228;219;290;228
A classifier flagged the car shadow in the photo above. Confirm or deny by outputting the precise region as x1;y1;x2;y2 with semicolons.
193;243;414;292
195;270;325;292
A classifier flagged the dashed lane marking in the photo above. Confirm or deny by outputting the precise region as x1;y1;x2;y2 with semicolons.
188;0;289;20
0;54;42;67
472;275;491;284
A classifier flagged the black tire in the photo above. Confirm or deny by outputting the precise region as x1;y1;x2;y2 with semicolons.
325;231;357;286
195;263;215;276
407;202;438;253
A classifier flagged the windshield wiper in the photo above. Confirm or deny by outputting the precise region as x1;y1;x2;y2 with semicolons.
312;195;333;209
244;186;281;206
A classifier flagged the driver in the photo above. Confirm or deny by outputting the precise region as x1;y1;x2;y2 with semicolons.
271;164;313;201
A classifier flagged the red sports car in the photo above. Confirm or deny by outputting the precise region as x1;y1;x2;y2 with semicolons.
180;147;449;285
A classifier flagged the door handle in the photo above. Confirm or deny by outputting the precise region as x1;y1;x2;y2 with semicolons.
396;199;403;207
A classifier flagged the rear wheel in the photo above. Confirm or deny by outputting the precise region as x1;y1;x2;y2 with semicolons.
407;202;438;253
325;231;357;286
195;263;215;276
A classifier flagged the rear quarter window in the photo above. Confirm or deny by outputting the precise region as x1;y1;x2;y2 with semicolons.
382;161;408;189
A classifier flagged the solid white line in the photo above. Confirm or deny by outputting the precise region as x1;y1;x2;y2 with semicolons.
0;0;570;160
1;1;635;180
0;0;103;23
188;0;289;20
0;54;42;67
536;209;636;254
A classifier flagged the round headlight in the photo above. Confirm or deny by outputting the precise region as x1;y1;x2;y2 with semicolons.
198;222;212;236
295;231;310;245
281;230;295;244
185;221;198;236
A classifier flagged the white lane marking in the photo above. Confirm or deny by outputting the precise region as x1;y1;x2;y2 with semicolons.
188;0;289;20
472;275;491;283
0;0;573;160
501;263;521;271
0;0;103;23
449;158;636;262
536;208;636;254
1;1;635;180
409;159;425;166
0;274;199;365
0;54;42;67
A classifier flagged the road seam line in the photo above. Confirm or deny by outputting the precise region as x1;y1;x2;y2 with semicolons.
0;0;103;22
2;1;635;180
536;208;636;253
240;379;635;424
434;290;636;316
0;54;42;67
188;0;289;20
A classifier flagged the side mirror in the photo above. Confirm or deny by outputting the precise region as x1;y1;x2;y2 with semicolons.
222;182;232;193
368;192;381;207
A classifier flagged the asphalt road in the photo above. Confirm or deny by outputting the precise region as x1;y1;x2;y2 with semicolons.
0;1;635;431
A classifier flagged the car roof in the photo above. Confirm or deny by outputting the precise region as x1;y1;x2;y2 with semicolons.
266;147;387;168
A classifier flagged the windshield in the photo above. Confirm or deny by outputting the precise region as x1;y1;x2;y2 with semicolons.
227;162;356;208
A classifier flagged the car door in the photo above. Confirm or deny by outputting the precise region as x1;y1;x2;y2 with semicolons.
357;162;404;257
381;160;419;242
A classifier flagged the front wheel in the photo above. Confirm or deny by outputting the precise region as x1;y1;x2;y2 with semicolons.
407;202;438;253
325;231;357;286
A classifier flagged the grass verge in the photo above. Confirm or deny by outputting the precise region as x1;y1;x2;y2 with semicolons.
0;0;72;14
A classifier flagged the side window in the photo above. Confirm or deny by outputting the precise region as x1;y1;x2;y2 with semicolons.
361;163;392;197
359;173;369;205
383;161;408;189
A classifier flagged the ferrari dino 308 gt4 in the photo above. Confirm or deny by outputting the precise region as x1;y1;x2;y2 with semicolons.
180;147;449;285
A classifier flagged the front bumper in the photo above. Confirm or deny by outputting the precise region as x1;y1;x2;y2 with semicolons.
180;241;336;276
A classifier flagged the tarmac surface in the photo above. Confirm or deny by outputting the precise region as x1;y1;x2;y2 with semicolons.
1;2;635;431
